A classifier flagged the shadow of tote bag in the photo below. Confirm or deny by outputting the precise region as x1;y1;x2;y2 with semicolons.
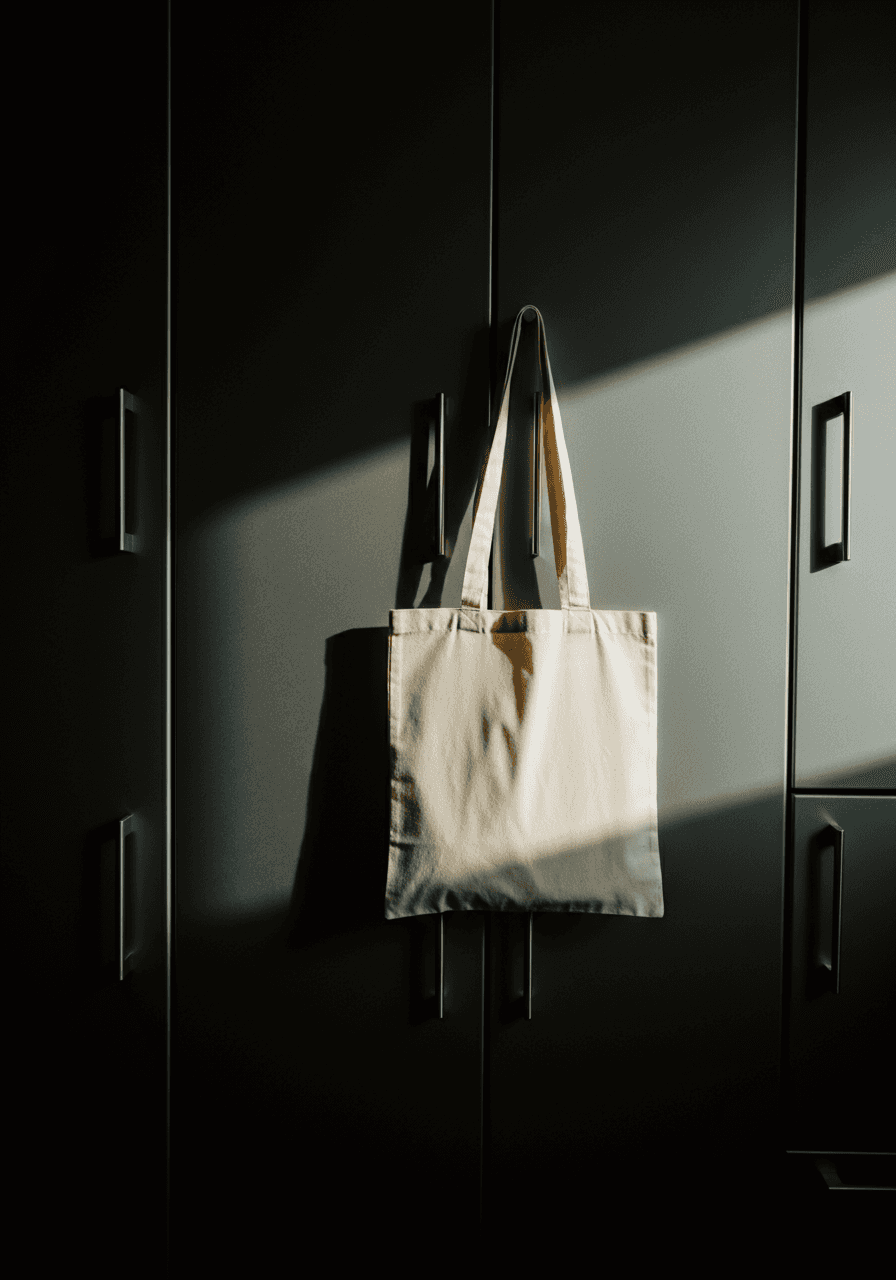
386;305;663;919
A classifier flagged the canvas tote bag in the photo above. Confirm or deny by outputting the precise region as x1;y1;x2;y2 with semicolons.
385;305;663;919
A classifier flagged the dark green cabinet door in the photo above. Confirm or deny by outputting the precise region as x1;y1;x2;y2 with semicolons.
3;2;168;1271
795;0;896;790
486;0;797;1223
173;1;491;1257
788;796;896;1152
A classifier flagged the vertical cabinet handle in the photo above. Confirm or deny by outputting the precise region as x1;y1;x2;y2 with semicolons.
524;913;533;1019
417;395;445;564
530;393;542;558
814;391;852;565
118;814;135;981
436;912;444;1018
819;823;844;995
435;392;445;558
841;392;853;562
116;389;138;553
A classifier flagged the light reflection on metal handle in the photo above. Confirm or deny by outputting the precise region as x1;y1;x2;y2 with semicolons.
822;823;844;995
842;392;852;562
435;393;445;558
118;814;135;981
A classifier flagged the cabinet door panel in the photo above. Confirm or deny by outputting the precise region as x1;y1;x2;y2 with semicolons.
4;2;167;1270
788;796;896;1152
488;0;795;1219
795;0;896;789
174;1;491;1255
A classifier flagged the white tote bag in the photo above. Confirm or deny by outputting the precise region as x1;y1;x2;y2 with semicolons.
385;306;663;919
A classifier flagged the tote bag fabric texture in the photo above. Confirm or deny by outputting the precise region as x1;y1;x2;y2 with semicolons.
385;306;663;920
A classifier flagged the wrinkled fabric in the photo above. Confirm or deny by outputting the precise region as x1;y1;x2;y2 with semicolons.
385;307;663;919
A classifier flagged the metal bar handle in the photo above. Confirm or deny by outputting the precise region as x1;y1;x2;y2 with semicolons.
434;392;445;558
823;822;844;995
437;912;444;1018
119;389;138;553
524;913;533;1019
815;391;852;565
842;391;853;562
118;814;135;981
530;393;542;558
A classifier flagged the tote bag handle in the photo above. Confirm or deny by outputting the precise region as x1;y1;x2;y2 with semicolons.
461;305;591;612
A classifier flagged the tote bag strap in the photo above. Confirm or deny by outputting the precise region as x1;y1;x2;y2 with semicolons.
461;305;591;612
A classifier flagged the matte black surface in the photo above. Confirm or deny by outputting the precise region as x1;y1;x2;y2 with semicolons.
487;0;796;1220
172;1;491;1256
3;2;168;1270
803;0;896;302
